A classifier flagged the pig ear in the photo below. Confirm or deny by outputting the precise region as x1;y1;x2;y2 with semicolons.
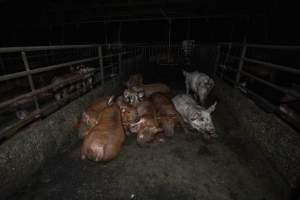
191;112;199;120
207;102;217;113
131;118;145;126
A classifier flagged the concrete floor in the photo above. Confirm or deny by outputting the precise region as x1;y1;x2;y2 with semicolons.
6;65;284;200
8;125;280;200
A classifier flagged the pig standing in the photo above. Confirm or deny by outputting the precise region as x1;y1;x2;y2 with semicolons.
80;103;125;162
78;96;114;138
129;100;162;146
150;93;181;137
116;96;139;136
183;70;214;106
172;94;217;138
142;83;171;97
125;73;143;89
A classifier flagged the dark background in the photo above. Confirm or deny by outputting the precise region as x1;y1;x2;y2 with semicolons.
0;0;298;46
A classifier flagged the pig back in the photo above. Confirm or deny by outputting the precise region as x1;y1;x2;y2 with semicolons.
78;96;111;138
172;94;197;119
81;104;125;161
142;83;171;97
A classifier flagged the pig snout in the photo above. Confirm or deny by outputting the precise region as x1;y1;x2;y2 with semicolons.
205;125;217;138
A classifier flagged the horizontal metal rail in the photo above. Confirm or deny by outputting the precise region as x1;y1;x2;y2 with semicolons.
0;44;100;54
219;42;300;50
240;70;300;98
0;68;103;110
243;57;300;74
220;53;300;74
0;56;99;82
0;77;108;140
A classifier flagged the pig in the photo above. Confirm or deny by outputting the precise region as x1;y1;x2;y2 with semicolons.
116;96;139;136
172;94;217;138
150;92;181;137
141;83;171;97
78;96;114;139
80;103;125;162
125;73;143;89
129;100;162;146
52;65;96;101
182;70;215;106
123;87;145;107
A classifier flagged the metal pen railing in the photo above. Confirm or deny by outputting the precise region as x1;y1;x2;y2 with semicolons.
215;42;300;129
0;44;142;141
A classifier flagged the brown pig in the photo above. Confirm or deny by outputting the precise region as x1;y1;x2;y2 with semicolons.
150;92;180;137
78;96;114;139
129;100;162;146
116;96;139;136
125;73;143;89
142;83;171;97
80;104;125;162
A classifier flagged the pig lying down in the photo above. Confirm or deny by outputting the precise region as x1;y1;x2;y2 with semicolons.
183;70;215;106
172;94;217;138
80;103;125;162
129;100;162;146
150;92;182;137
116;95;139;136
78;96;114;139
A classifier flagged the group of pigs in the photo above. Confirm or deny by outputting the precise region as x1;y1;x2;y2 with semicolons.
78;71;217;162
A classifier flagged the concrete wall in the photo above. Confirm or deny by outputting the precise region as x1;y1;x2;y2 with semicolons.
214;79;300;198
0;79;120;199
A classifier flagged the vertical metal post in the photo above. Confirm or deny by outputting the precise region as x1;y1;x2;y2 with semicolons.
168;19;172;63
98;46;104;86
0;55;5;74
236;43;247;85
213;45;221;79
118;52;122;81
21;51;40;112
224;42;232;65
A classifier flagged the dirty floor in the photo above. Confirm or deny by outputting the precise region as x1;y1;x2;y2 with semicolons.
8;127;280;200
7;66;283;200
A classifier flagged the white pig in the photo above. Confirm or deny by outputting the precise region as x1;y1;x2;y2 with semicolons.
172;94;217;137
183;70;215;106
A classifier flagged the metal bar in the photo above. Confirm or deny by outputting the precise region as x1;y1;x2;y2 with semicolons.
0;44;99;54
53;14;253;26
243;57;300;74
240;70;300;98
219;42;300;50
221;52;300;74
224;43;232;65
0;77;103;140
0;56;99;82
213;45;221;78
0;70;97;110
98;46;104;86
118;52;122;80
236;43;247;84
168;19;172;63
241;86;278;112
21;51;40;112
